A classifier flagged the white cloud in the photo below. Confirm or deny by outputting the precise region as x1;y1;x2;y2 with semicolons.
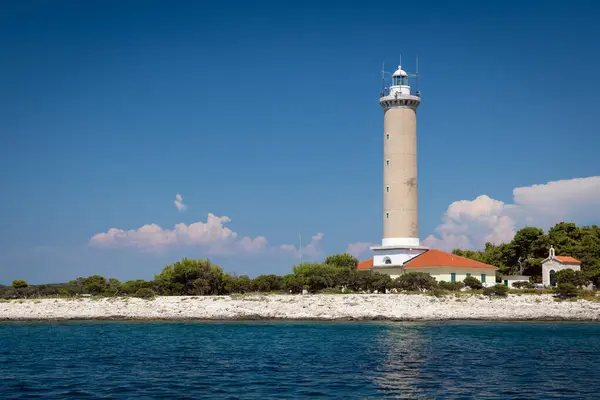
346;241;377;258
423;176;600;251
280;232;325;260
89;213;267;255
174;193;186;212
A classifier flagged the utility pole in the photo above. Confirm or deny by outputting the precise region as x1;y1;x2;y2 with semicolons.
299;232;302;264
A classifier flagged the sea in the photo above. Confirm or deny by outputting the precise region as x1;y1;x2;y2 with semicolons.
1;321;599;399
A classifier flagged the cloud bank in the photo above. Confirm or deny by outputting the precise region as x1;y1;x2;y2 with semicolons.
174;194;186;212
90;213;268;255
423;176;600;251
90;212;324;260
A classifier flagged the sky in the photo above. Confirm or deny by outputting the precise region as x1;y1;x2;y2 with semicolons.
1;0;599;284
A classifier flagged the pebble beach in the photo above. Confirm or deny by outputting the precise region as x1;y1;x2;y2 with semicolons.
2;293;600;321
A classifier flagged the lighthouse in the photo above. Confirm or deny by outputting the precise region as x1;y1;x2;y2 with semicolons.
370;63;427;268
357;61;499;284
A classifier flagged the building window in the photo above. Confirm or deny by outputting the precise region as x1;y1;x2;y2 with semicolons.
384;257;392;265
481;274;486;283
386;133;390;140
386;159;390;167
386;185;390;193
450;273;456;283
386;212;389;219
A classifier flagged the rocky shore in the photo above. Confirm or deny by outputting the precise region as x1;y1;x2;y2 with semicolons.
1;293;600;322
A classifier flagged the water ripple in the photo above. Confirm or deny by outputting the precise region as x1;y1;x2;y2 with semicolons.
0;321;599;399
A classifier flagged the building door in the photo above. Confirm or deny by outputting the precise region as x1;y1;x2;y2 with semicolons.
549;270;557;286
504;280;508;286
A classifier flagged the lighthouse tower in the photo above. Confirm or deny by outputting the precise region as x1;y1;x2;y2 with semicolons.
371;63;427;268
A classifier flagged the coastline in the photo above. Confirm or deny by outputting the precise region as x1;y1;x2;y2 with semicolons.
2;293;600;322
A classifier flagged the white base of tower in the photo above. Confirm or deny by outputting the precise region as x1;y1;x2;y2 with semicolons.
381;237;421;247
370;237;428;267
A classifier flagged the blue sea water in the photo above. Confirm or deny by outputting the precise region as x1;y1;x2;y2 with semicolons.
1;321;599;399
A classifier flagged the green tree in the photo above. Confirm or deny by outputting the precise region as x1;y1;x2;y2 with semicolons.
369;273;393;293
483;284;508;297
193;279;211;295
222;274;253;294
393;272;437;292
12;280;28;289
555;283;579;298
281;274;304;293
120;280;152;295
292;262;347;292
252;274;282;292
324;253;359;270
107;278;121;295
463;276;483;290
80;275;108;295
154;258;225;295
555;269;588;287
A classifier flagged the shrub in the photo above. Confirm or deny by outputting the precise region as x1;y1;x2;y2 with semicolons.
428;287;448;297
12;280;28;289
483;284;509;297
281;274;305;294
252;274;282;292
555;270;588;287
393;272;438;292
554;283;579;298
292;262;347;292
319;287;345;294
134;288;156;299
512;281;531;289
438;281;465;291
463;276;483;290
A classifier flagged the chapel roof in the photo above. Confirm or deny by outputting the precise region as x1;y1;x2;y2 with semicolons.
554;256;580;264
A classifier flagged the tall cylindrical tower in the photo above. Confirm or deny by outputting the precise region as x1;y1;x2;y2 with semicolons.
379;65;421;248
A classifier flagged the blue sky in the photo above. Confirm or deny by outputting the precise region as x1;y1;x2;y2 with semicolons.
1;0;599;283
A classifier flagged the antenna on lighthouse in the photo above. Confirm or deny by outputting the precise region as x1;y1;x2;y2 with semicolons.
415;55;420;95
380;62;386;96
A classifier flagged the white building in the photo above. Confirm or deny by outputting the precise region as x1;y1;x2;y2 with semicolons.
541;246;581;287
500;275;530;288
358;249;498;286
358;62;498;286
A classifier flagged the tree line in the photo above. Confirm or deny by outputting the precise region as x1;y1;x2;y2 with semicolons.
452;222;600;286
1;222;598;300
1;254;502;299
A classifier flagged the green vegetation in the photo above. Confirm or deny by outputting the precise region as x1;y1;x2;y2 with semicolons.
12;280;28;289
463;276;483;290
134;288;156;299
453;222;600;285
554;283;579;299
438;281;465;291
393;272;437;291
2;222;599;301
512;281;531;289
483;284;509;297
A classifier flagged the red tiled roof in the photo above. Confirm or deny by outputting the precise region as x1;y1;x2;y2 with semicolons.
357;258;373;270
356;249;498;270
555;256;580;264
404;249;498;269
